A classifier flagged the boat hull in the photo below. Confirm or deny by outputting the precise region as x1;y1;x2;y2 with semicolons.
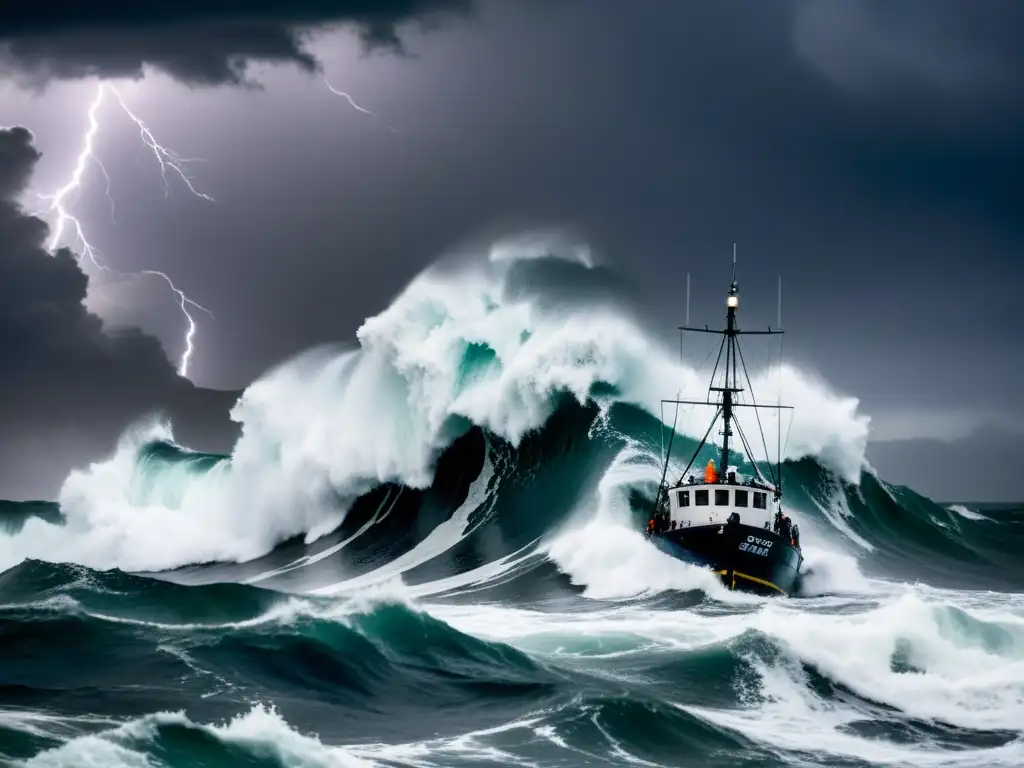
649;522;803;596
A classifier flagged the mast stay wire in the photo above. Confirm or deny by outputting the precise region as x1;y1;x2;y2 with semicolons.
736;336;778;487
661;331;719;475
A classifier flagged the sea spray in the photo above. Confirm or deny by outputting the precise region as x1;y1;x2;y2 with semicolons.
0;234;870;574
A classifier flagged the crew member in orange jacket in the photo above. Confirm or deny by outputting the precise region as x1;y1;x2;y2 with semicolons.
704;459;718;483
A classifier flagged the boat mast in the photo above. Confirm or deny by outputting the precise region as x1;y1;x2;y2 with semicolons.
662;246;792;498
715;245;742;475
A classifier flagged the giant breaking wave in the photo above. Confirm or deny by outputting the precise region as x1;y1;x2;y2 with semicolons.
0;233;869;576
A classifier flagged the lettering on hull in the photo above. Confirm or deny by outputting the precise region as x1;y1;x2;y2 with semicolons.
738;534;774;557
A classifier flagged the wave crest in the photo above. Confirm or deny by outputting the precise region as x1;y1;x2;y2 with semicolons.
1;233;870;573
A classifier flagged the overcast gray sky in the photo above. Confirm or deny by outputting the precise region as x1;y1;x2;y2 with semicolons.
1;0;1021;497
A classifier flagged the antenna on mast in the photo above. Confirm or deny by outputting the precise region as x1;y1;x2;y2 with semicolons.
685;272;691;327
776;273;783;499
732;242;737;282
777;273;782;329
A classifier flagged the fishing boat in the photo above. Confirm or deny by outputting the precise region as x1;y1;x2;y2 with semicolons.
644;252;803;596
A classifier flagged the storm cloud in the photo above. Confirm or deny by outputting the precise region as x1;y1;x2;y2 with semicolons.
0;127;238;498
0;0;473;86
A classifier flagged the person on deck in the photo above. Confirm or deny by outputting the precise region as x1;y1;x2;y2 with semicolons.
704;459;718;484
779;515;792;543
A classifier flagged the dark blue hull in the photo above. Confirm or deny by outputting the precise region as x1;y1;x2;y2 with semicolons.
649;522;803;596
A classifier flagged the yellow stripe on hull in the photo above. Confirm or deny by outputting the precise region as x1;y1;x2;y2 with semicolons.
713;569;785;595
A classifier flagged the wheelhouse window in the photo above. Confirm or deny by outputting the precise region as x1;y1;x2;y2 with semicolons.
753;492;767;509
714;489;730;506
695;490;709;506
676;490;690;507
735;489;748;507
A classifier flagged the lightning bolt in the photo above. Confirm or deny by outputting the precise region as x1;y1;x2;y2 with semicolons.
139;269;212;377
325;79;399;133
109;87;215;203
39;86;107;268
38;82;214;378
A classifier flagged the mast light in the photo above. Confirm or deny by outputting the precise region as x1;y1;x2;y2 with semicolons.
727;295;739;308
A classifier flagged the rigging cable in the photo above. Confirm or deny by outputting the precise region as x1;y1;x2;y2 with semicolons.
734;417;773;487
736;336;778;487
676;336;720;435
657;334;719;509
777;316;784;496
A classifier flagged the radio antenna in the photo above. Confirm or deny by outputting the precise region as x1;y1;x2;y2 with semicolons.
777;273;783;497
777;273;782;329
685;272;691;327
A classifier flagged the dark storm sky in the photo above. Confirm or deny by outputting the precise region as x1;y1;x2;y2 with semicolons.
1;0;1022;496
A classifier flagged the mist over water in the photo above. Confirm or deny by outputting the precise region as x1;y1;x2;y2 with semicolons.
1;234;1021;768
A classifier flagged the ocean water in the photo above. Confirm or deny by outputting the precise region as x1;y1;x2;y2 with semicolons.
1;238;1021;768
